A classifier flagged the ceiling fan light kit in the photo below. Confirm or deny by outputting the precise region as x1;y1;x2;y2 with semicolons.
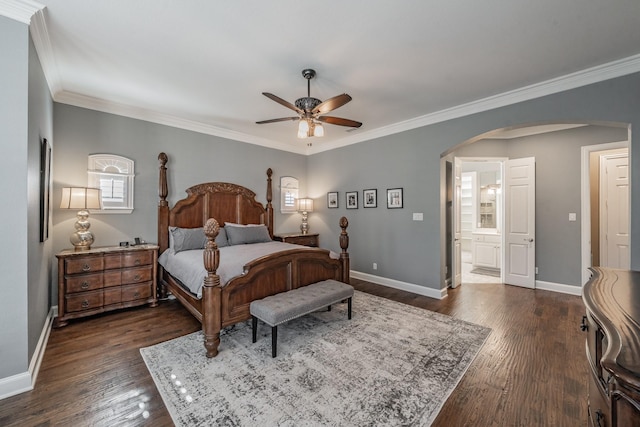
257;68;362;140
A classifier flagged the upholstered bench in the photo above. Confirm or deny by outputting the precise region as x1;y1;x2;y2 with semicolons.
250;279;354;357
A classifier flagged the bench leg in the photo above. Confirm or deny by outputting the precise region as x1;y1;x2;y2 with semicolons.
252;316;258;343
271;326;278;358
328;305;332;312
348;297;352;320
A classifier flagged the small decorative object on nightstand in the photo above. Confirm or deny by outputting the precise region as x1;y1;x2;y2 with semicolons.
297;197;314;234
273;233;319;247
54;244;159;327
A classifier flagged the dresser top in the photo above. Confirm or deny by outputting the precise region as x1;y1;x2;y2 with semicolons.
57;244;159;258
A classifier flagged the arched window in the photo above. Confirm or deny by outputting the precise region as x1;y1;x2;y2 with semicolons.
87;154;135;213
280;176;299;214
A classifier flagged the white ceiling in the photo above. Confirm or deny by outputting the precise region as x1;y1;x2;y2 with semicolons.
6;0;640;154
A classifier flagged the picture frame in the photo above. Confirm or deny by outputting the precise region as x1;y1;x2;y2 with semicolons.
387;187;403;209
363;189;377;208
346;191;358;209
327;191;339;208
39;138;52;242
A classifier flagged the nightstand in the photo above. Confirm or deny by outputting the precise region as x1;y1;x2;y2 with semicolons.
273;233;319;247
54;244;159;327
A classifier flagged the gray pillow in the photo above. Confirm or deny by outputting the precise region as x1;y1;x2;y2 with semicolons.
225;224;272;245
169;226;229;252
169;227;207;253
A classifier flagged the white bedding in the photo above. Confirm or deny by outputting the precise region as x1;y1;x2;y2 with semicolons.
158;241;338;298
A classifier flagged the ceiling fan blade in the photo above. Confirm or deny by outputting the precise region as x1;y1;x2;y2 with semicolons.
312;93;352;115
317;116;362;128
262;92;303;114
256;117;299;124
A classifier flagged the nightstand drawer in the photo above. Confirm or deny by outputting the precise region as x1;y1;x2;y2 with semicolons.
122;282;152;302
122;266;152;284
66;290;103;312
122;251;153;267
66;273;103;293
274;233;319;247
65;257;104;274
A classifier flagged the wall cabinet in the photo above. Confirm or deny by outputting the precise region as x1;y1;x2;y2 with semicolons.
472;232;501;269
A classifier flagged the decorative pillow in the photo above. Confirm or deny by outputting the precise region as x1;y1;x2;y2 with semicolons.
215;227;229;248
169;227;207;253
225;224;272;245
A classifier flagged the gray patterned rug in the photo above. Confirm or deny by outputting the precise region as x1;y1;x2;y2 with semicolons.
140;290;490;426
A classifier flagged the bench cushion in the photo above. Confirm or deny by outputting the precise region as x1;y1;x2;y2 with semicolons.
250;279;354;326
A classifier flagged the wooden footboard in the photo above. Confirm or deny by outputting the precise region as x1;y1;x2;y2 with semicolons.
200;217;350;357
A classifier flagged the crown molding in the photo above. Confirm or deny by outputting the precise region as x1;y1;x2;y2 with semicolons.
0;0;43;24
29;8;63;96
54;91;309;155
309;53;640;155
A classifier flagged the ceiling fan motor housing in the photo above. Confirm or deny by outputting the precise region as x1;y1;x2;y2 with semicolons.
295;97;322;111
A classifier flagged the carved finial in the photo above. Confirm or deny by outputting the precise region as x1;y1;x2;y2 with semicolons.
158;152;168;165
204;218;220;240
340;216;349;229
266;168;273;178
339;216;349;252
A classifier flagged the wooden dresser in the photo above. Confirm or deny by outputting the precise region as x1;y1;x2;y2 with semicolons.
582;267;640;426
273;233;319;247
55;245;159;327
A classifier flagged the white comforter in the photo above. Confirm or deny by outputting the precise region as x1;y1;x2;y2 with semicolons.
158;241;337;298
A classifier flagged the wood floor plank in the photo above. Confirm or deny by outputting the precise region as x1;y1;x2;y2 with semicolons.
0;280;587;426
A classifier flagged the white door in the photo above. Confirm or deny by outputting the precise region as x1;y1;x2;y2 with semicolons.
504;157;536;288
452;158;462;288
600;153;630;269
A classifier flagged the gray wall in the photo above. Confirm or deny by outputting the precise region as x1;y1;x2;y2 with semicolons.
51;104;308;302
0;16;30;379
309;72;640;291
28;35;54;364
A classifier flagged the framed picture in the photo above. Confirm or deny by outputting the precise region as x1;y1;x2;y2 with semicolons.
363;189;377;208
327;192;339;208
387;187;403;209
39;138;52;242
346;191;358;209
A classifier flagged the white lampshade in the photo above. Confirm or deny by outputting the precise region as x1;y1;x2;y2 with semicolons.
60;187;102;210
313;123;324;137
297;119;309;138
297;198;314;213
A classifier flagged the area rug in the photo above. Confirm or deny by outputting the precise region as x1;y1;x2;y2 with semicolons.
140;290;491;426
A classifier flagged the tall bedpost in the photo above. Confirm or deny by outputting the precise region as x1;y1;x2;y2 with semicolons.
266;168;274;238
339;216;350;284
158;153;169;254
202;218;222;358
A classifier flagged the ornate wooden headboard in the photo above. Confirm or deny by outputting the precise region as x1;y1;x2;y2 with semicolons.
157;152;274;254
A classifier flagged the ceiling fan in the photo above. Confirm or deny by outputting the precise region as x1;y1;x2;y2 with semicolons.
256;69;362;139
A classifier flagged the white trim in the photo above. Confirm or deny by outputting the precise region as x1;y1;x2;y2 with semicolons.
580;140;630;287
535;280;582;296
0;307;54;400
350;270;448;300
0;0;44;24
29;8;63;96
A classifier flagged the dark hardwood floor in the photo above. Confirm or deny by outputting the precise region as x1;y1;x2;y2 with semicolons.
0;279;587;426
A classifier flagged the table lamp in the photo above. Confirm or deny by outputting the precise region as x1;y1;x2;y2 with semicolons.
60;187;102;250
297;198;314;234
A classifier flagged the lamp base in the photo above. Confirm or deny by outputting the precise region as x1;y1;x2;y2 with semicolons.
71;209;95;250
300;211;309;235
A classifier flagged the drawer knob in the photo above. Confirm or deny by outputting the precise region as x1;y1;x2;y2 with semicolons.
134;292;140;298
134;259;141;266
82;264;91;271
81;300;89;308
81;281;89;290
580;315;588;332
134;274;141;281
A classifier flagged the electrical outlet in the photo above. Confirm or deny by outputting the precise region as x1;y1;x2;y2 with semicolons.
535;266;539;274
373;262;377;270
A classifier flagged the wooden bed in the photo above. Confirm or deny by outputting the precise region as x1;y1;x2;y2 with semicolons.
157;152;350;357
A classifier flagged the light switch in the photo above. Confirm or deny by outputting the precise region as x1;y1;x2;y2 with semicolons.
413;213;423;221
569;213;576;221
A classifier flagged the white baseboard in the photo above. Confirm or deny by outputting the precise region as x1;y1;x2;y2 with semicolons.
0;307;55;401
536;280;583;296
350;271;448;300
